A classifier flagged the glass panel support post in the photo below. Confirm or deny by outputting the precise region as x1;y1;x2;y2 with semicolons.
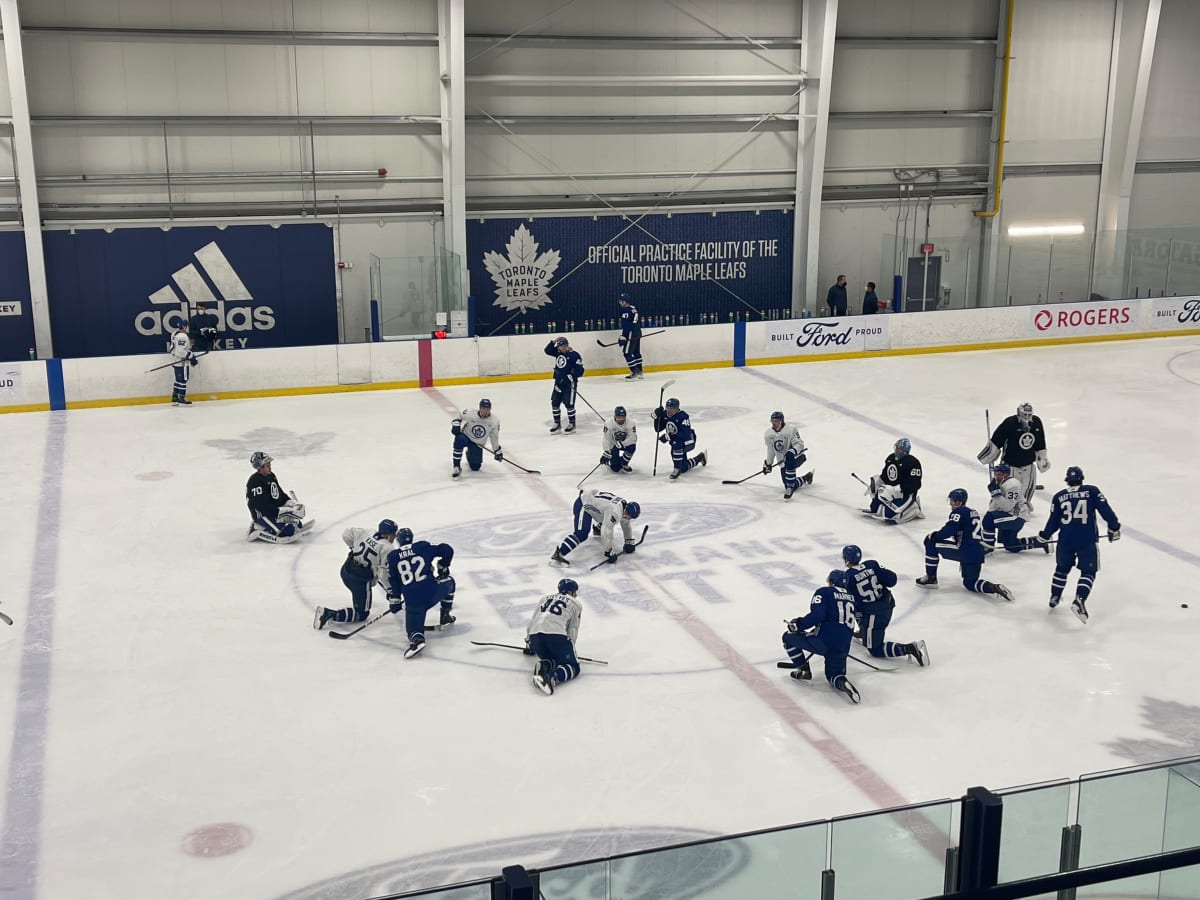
820;868;835;900
958;786;1004;891
1057;824;1082;900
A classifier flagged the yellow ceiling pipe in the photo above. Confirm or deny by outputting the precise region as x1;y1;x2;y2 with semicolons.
976;0;1015;219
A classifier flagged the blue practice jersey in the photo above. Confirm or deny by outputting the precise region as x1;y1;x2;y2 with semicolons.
1040;485;1120;547
620;304;641;337
655;408;696;445
790;584;856;652
386;540;454;602
842;560;897;614
932;505;986;563
544;342;585;384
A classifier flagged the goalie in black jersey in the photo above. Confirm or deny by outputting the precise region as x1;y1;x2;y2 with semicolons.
978;402;1050;505
245;451;311;544
862;438;924;524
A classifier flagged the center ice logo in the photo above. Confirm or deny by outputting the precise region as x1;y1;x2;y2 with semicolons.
436;503;761;558
483;224;562;313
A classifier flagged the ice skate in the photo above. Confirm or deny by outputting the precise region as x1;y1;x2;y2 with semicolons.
404;635;427;659
789;662;812;682
564;422;576;434
1049;593;1062;609
783;486;795;500
438;604;456;630
915;575;939;588
313;607;333;631
549;550;570;567
802;472;814;486
549;423;562;433
993;583;1015;602
1071;597;1089;624
906;640;929;667
452;465;461;478
532;660;555;695
835;675;861;704
694;451;707;468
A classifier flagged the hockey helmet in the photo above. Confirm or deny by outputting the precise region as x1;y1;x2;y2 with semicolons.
479;398;492;409
894;437;911;456
994;463;1012;476
614;405;627;420
554;337;569;347
842;544;863;565
770;410;785;431
624;500;641;519
948;488;969;504
396;527;414;545
1017;402;1034;423
1065;466;1084;486
665;397;680;410
558;578;579;595
618;292;631;302
828;570;846;587
250;451;273;469
770;411;784;421
377;519;399;536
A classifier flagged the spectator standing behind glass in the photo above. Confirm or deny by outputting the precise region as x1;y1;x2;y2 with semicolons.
826;275;848;317
862;282;879;316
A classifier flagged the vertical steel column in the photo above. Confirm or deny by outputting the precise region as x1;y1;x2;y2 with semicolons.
162;121;174;221
438;0;468;308
974;0;1012;308
1;0;54;357
791;0;837;315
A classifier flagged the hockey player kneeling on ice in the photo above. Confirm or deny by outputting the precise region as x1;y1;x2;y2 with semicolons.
245;451;312;543
916;489;1014;601
782;571;861;704
526;578;584;696
315;519;398;629
385;528;457;659
451;398;503;478
862;437;923;523
982;464;1046;553
550;488;640;567
601;405;638;473
764;411;813;500
978;402;1051;507
840;545;928;667
654;397;707;479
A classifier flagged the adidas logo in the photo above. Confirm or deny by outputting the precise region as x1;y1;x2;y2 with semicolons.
134;241;276;342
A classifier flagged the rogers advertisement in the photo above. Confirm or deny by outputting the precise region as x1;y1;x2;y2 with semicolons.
1029;302;1140;336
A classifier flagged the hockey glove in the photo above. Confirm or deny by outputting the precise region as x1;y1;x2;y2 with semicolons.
988;480;1001;496
494;449;504;462
603;551;619;564
600;454;611;465
451;421;462;436
388;597;404;614
924;533;938;544
436;562;452;580
623;541;636;554
787;619;800;633
189;354;200;366
658;433;669;444
523;638;534;656
1108;529;1121;543
1036;450;1051;473
762;461;772;476
618;337;627;348
1031;535;1050;550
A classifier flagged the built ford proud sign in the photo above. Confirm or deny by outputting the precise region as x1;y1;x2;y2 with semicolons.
763;316;890;356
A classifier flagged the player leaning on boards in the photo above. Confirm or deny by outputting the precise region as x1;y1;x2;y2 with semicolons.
782;571;862;704
978;403;1050;506
840;545;928;667
617;292;644;380
861;438;923;523
167;320;201;406
451;398;503;478
315;519;399;629
525;578;584;696
550;488;641;567
544;336;585;433
601;405;638;474
916;489;1015;601
384;528;457;659
245;451;312;544
1032;466;1121;624
764;411;814;500
654;397;707;479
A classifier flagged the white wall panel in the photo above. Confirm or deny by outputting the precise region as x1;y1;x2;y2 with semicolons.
1139;0;1200;161
837;0;999;37
466;0;802;37
1129;174;1200;229
0;42;11;117
1003;0;1114;164
825;121;991;169
830;47;994;113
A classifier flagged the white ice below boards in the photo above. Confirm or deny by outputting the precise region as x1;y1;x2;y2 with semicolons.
0;336;1198;900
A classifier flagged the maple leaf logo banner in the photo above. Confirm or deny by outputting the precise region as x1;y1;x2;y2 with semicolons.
482;224;562;313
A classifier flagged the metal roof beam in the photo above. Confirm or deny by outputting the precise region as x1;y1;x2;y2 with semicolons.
21;25;438;46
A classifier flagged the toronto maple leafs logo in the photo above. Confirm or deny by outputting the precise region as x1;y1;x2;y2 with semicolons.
205;427;336;460
483;224;561;312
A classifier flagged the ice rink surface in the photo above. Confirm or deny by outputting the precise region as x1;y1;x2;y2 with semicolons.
2;336;1200;900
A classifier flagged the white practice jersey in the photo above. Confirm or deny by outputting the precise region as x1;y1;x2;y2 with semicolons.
169;330;194;361
527;591;582;644
453;409;501;452
582;488;633;553
341;527;392;584
602;416;638;454
764;423;806;466
989;475;1032;519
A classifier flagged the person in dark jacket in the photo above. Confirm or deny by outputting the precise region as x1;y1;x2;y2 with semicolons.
862;282;880;315
189;303;221;352
825;275;848;317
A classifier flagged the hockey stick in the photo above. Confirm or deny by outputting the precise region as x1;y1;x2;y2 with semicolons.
144;350;209;374
652;378;676;476
501;456;542;475
328;607;393;640
777;655;896;673
851;472;900;514
469;641;608;665
985;409;993;478
595;329;665;348
723;463;777;485
0;609;12;626
577;460;605;489
573;389;607;423
587;524;649;571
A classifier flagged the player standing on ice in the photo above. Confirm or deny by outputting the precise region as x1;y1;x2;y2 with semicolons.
544;337;584;433
525;578;584;695
167;320;200;406
862;438;923;523
601;405;638;473
618;293;644;380
840;544;928;666
550;488;641;567
245;451;311;543
916;489;1015;601
654;397;707;479
385;528;457;659
763;411;813;499
451;398;503;478
1033;466;1121;623
978;402;1050;505
981;464;1046;553
314;519;399;629
782;571;861;704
